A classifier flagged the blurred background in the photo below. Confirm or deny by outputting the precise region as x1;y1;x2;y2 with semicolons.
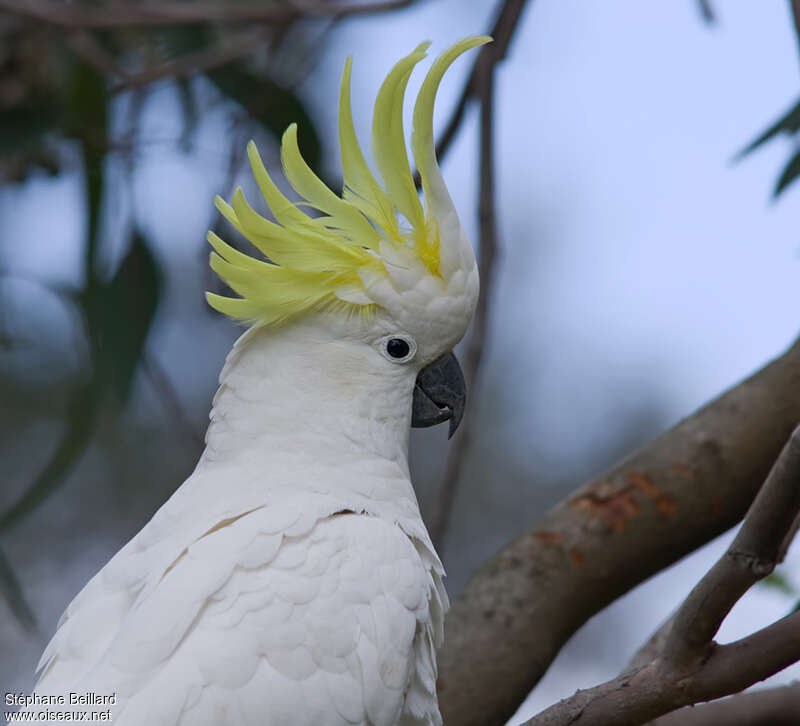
0;1;799;722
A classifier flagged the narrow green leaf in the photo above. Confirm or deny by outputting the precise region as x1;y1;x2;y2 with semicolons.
760;571;797;596
773;148;800;198
0;382;101;533
0;105;64;181
95;231;162;404
152;25;212;57
175;79;199;151
0;545;36;632
736;96;800;160
0;106;60;155
207;66;323;170
68;62;109;283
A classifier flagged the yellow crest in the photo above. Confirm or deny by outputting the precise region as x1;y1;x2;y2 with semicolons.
207;36;491;326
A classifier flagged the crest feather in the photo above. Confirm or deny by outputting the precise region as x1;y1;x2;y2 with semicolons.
207;37;491;326
339;56;397;236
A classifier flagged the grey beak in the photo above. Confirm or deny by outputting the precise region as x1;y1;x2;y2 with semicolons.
411;352;466;439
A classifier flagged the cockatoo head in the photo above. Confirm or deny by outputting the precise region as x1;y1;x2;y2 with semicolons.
208;38;490;437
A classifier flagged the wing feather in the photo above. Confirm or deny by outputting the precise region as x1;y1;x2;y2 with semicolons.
25;506;444;726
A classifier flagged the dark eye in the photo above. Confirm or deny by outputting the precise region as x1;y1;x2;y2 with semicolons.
386;338;410;359
379;334;416;363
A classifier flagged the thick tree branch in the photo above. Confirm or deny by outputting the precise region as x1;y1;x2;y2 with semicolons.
519;426;800;725
437;334;800;726
522;612;800;726
0;0;417;28
650;682;800;726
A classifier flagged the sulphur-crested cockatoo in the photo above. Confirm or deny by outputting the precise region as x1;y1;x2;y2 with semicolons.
16;36;489;726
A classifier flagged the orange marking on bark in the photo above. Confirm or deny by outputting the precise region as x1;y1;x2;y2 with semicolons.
625;470;659;498
672;463;695;479
570;485;640;532
570;548;585;566
656;495;677;516
533;531;562;544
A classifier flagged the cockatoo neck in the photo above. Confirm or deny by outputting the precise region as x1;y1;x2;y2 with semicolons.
201;321;416;476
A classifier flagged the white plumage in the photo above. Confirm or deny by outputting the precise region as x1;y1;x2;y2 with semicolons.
25;324;452;725
15;37;487;725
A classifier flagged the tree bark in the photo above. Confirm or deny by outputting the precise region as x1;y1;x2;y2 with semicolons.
649;683;800;725
437;334;800;726
519;425;800;725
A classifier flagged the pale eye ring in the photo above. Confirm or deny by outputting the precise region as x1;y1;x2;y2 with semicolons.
379;334;417;363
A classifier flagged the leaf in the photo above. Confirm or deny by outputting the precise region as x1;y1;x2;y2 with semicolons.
68;62;109;277
0;106;60;155
65;60;109;148
0;545;36;632
0;381;100;533
0;104;65;181
0;231;160;536
760;571;796;596
151;25;213;57
175;79;199;152
773;148;800;198
94;231;163;404
207;65;323;170
736;96;800;160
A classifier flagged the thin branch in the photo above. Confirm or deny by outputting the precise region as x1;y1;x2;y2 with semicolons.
427;49;495;552
649;682;800;726
664;424;800;665
697;0;716;25
518;426;800;726
426;0;531;551
65;30;126;79
111;27;270;91
435;0;529;168
792;0;800;64
437;334;800;726
0;0;417;28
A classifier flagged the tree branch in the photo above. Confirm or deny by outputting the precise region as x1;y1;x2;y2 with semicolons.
0;0;417;28
697;0;715;25
110;27;270;91
426;0;531;551
428;36;497;553
435;0;530;169
437;334;800;726
650;682;800;726
663;424;800;665
64;30;126;79
792;0;800;65
521;611;800;726
518;426;800;725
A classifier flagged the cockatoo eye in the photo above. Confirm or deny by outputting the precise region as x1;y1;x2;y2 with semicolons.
379;334;417;363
